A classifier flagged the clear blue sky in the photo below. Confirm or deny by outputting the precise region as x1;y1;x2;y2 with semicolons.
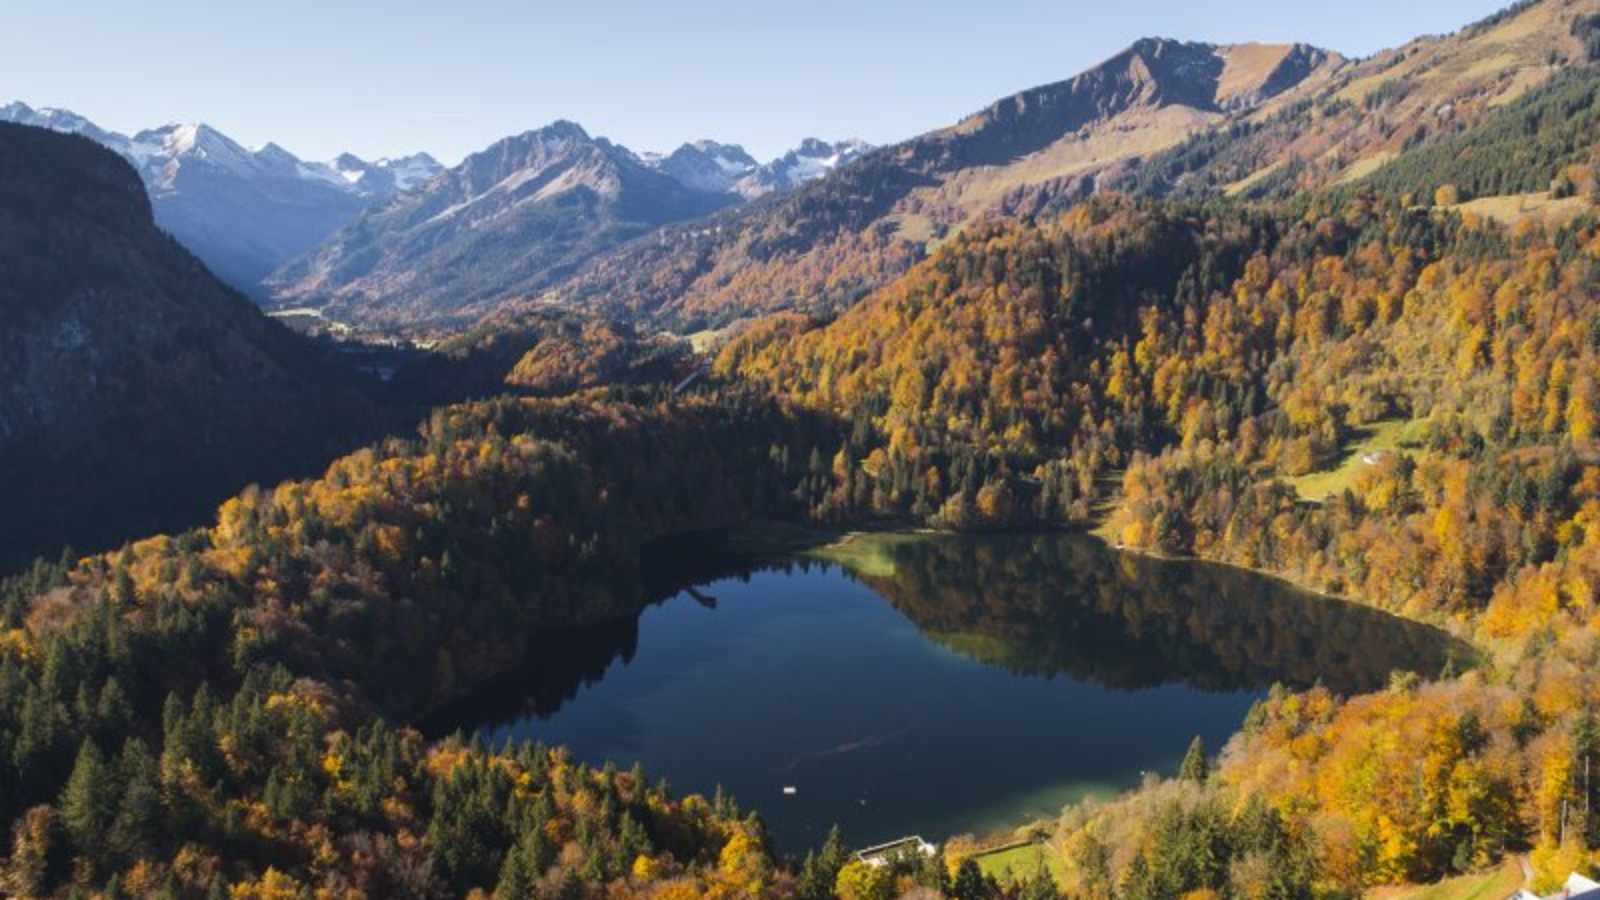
3;0;1511;165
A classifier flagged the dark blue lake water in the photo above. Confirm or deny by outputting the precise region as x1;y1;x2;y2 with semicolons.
454;533;1461;853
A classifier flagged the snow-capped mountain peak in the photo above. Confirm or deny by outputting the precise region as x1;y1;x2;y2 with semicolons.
640;139;760;193
0;101;119;146
0;99;446;295
639;137;869;199
374;153;445;191
333;152;371;183
1;100;442;202
127;122;261;180
731;137;872;198
254;142;300;167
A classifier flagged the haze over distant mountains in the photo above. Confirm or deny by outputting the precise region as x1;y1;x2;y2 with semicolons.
640;137;871;199
1;99;868;314
265;123;874;328
0;101;444;295
267;38;1352;332
8;0;1589;337
536;6;1589;332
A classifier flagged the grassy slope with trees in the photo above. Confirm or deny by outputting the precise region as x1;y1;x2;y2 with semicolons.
706;49;1600;892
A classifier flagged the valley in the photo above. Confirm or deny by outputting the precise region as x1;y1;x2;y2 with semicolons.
6;1;1600;898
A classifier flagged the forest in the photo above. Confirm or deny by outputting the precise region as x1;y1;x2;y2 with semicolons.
0;390;876;898
711;169;1600;893
8;175;1600;900
8;190;1599;898
13;2;1600;897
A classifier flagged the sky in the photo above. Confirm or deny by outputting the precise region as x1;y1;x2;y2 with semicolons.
3;0;1513;166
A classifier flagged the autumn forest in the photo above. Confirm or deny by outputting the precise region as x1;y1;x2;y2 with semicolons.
9;1;1600;898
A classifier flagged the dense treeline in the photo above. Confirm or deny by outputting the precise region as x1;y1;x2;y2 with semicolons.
711;174;1600;892
387;312;695;408
1345;67;1600;204
717;194;1444;531
12;183;1600;899
0;389;878;898
1039;211;1600;892
1107;209;1600;624
1047;205;1600;893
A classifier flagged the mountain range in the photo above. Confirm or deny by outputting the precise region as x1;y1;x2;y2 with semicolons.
641;137;871;198
11;0;1596;340
533;38;1352;329
9;1;1600;894
268;38;1351;332
263;128;872;329
2;99;869;325
0;101;444;295
262;121;739;329
527;1;1594;331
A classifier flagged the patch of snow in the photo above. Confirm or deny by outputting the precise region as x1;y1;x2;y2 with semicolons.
711;152;752;175
297;160;350;188
377;154;443;191
166;123;201;154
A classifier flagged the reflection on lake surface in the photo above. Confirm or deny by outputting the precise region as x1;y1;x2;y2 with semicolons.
443;532;1466;852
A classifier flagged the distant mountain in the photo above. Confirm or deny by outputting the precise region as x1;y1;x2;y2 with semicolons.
535;38;1345;329
0;121;378;567
641;140;760;194
640;137;871;198
0;101;442;297
733;137;872;198
323;151;445;198
265;121;738;329
280;37;1345;333
540;1;1595;334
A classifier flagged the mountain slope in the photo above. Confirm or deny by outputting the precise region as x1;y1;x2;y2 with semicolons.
0;102;443;296
265;121;738;329
531;2;1600;331
532;39;1342;330
0;121;377;568
1114;0;1600;200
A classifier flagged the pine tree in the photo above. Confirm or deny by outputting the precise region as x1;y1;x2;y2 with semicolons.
799;825;849;900
952;858;990;900
60;739;116;864
495;833;538;900
1179;735;1209;783
110;738;161;862
1018;858;1058;900
0;806;55;899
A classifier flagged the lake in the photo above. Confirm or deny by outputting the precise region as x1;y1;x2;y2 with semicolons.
446;532;1465;854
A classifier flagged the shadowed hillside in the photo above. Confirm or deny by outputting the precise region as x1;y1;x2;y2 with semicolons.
0;122;378;569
